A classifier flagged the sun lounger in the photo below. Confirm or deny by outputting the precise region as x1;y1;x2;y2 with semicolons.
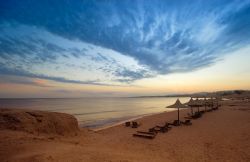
125;121;141;128
212;106;218;110
191;112;202;119
168;120;181;126
156;122;171;129
147;122;172;133
137;131;156;135
200;110;205;114
133;131;156;139
184;116;192;119
125;122;130;127
132;121;140;128
185;112;196;119
149;126;168;133
180;119;192;126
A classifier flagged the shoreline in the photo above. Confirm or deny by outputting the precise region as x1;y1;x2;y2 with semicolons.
89;110;176;132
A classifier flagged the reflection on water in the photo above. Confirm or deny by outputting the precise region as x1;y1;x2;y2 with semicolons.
0;97;189;128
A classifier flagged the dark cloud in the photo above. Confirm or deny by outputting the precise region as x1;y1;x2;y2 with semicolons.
0;75;53;87
0;36;63;64
0;65;115;86
114;68;152;83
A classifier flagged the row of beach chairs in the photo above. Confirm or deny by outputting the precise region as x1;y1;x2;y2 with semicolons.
186;106;219;119
132;105;220;139
133;119;192;139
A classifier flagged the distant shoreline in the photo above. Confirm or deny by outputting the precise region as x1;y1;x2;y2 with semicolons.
0;89;249;99
128;95;191;98
130;90;250;98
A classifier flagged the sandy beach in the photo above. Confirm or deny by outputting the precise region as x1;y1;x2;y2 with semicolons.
0;99;250;162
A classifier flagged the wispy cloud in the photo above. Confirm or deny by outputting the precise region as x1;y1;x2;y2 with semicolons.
0;65;129;87
0;23;148;85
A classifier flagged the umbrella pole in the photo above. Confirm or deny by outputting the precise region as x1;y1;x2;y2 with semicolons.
178;107;180;123
191;106;193;115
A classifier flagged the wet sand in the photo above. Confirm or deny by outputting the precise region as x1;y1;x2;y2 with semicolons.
0;99;250;162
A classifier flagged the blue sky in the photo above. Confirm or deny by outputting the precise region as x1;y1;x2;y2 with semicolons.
0;0;250;97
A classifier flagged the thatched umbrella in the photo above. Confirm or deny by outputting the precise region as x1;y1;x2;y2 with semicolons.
194;98;203;112
166;99;188;123
205;98;214;110
203;98;208;111
215;96;222;107
185;98;195;115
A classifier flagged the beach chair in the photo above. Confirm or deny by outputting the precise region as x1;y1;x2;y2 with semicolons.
133;131;156;139
184;116;192;119
184;113;193;119
155;122;172;133
206;108;213;112
185;113;194;119
212;106;218;110
168;120;181;126
191;112;202;119
149;126;168;133
200;110;205;114
180;119;192;126
125;121;131;127
155;122;171;129
132;121;140;128
137;131;156;135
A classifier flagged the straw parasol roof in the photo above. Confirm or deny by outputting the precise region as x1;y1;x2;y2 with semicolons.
191;98;203;112
185;98;196;114
167;99;189;109
216;96;222;101
194;98;203;107
166;99;188;123
205;98;215;107
185;98;196;106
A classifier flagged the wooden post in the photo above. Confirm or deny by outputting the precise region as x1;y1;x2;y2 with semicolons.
178;107;180;123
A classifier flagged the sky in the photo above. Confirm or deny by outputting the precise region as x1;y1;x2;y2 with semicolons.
0;0;250;98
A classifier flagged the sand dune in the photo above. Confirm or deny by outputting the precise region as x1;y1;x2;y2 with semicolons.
0;99;250;162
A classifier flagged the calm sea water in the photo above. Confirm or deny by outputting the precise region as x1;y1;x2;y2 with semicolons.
0;97;189;129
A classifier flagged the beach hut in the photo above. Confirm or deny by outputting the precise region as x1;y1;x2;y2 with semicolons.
166;99;188;124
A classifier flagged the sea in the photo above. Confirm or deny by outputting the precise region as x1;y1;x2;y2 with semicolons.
0;97;190;129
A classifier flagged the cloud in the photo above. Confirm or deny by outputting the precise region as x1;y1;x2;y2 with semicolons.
114;68;153;83
0;65;124;86
0;0;250;85
0;23;149;85
0;75;53;87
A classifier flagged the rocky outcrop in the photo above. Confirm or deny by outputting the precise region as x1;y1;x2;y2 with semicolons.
0;108;79;136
